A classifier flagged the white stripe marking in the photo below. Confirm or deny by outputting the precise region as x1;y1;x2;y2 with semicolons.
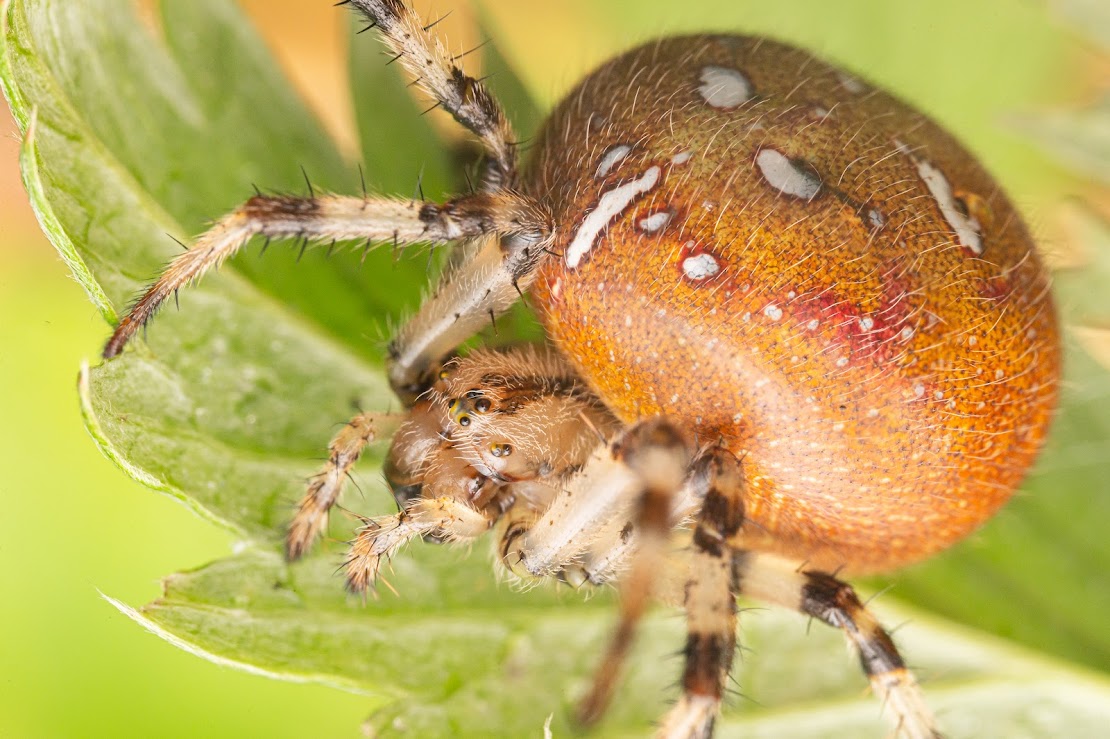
595;143;633;179
639;209;673;233
566;166;662;269
916;159;983;255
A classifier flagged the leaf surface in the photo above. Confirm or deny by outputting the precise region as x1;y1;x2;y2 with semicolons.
3;0;1109;736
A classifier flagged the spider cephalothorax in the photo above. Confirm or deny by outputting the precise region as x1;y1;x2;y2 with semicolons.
101;1;1060;737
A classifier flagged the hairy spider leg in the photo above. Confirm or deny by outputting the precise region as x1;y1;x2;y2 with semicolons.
737;553;941;739
557;469;702;589
345;494;494;593
345;0;519;190
495;426;936;739
286;412;405;561
656;448;746;739
102;191;551;359
577;420;693;726
501;442;643;580
386;229;553;403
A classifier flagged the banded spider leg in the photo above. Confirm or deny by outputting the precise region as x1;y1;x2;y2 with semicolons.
504;438;940;738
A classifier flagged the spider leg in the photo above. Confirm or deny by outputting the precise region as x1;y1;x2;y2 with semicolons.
739;553;941;739
494;418;693;722
286;411;405;561
386;231;553;403
102;190;552;358
560;472;701;588
345;493;494;593
345;0;518;189
655;448;746;739
576;420;693;726
499;421;675;581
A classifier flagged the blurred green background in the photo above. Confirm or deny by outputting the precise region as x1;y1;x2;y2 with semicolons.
0;0;1105;737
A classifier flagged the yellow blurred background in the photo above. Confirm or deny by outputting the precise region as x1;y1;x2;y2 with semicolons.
0;1;1099;737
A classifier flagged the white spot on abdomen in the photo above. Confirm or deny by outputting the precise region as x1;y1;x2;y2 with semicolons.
638;209;673;234
867;208;885;229
915;160;983;254
756;148;822;200
595;144;632;179
566;166;662;269
697;66;753;109
682;253;720;280
763;303;783;321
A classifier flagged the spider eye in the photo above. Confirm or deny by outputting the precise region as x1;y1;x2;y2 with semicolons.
490;443;512;457
475;398;492;413
439;369;450;380
457;414;471;427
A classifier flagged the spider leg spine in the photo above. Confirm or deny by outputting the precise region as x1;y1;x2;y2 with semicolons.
739;552;941;739
286;412;405;561
347;0;517;189
658;448;746;738
102;191;551;359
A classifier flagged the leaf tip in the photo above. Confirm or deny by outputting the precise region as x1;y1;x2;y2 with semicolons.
101;585;375;696
98;590;291;683
23;100;36;135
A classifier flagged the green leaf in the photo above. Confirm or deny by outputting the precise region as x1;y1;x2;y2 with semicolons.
2;0;406;537
16;109;115;323
106;548;1110;738
4;0;1110;736
476;7;543;147
348;14;453;198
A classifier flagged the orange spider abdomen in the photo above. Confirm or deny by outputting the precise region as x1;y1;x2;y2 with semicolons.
527;35;1060;573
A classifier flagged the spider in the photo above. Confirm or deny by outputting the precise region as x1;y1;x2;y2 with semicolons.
100;1;1061;737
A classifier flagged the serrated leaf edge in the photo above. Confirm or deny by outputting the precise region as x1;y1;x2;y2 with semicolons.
0;0;194;309
78;361;245;536
1;2;116;323
99;591;373;697
3;0;398;367
0;0;28;127
19;110;118;322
